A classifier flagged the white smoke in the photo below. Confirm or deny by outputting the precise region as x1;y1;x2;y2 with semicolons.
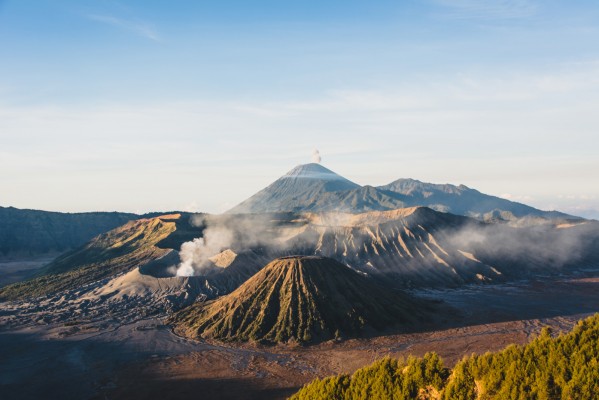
176;238;202;276
312;148;322;163
174;211;597;278
175;214;287;276
176;225;234;276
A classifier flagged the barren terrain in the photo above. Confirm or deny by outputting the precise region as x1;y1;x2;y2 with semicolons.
2;271;599;400
0;256;55;288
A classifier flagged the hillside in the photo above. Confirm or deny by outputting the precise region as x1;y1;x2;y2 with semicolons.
291;313;599;399
3;205;598;304
0;206;139;258
273;208;599;287
5;206;597;302
171;256;431;344
283;207;498;286
0;214;179;300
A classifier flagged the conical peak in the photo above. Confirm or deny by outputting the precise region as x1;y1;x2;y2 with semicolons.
225;163;360;214
172;254;428;343
284;163;343;179
280;164;360;192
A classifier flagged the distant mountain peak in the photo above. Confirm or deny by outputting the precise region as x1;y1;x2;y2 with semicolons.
227;164;578;220
381;178;469;195
226;163;360;214
283;163;354;181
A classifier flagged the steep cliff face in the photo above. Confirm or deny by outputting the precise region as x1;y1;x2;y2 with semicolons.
280;207;498;287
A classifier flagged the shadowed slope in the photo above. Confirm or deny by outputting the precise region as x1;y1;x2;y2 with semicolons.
0;206;139;258
171;256;431;344
378;178;575;220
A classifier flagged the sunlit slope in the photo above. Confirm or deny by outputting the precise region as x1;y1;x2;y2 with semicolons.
0;215;178;300
281;207;502;286
171;256;431;343
279;207;599;286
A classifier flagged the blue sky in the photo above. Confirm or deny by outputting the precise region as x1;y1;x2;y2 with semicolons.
1;0;599;218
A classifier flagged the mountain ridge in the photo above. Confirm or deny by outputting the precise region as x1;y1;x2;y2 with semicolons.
228;163;578;221
379;178;572;220
0;206;140;259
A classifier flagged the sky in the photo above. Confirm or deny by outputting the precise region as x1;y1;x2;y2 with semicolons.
1;0;598;218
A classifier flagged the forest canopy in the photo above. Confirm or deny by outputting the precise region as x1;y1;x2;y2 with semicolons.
290;314;599;400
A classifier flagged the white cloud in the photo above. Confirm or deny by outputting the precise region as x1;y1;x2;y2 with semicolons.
499;193;534;202
88;14;161;42
1;62;599;213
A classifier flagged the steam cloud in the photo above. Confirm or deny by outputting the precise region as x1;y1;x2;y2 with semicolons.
175;211;598;279
175;214;287;276
445;221;594;270
176;226;234;276
312;148;322;163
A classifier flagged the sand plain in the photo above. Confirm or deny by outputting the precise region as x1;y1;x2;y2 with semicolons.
2;273;599;400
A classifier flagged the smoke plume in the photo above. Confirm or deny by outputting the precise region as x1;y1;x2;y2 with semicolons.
175;214;289;276
176;226;234;276
312;148;322;163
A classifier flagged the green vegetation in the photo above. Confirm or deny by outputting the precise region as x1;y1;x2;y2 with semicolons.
0;216;177;300
171;256;431;344
291;353;447;400
291;313;599;399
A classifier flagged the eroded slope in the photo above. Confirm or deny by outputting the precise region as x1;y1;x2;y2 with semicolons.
171;256;431;343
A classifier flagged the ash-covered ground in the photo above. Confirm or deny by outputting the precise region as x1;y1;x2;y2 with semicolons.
2;269;599;400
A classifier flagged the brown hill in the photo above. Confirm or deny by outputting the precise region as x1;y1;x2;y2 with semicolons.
171;256;431;344
0;214;179;300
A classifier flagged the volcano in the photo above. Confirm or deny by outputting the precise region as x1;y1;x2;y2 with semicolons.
227;163;577;221
171;256;431;344
227;163;360;214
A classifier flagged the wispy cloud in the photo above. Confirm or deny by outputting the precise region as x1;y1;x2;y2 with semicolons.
88;14;161;42
434;0;538;19
1;62;598;213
